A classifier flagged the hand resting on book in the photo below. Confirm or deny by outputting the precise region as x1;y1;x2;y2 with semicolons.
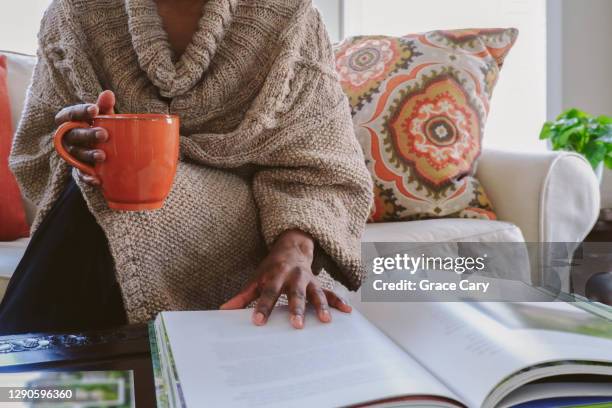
221;229;352;329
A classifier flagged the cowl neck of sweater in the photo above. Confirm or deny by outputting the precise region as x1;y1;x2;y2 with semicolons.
125;0;237;98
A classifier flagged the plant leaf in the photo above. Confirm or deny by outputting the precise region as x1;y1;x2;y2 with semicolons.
544;110;612;156
558;125;584;147
605;154;612;170
584;140;607;169
562;108;589;120
597;115;612;125
539;122;553;140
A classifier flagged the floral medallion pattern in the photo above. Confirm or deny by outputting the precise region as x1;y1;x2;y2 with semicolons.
384;71;481;188
335;28;518;222
335;36;418;115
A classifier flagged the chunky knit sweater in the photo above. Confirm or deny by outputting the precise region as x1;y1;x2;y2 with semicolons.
9;0;373;323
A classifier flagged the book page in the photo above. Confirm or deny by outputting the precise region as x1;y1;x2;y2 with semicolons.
160;308;460;408
354;301;612;407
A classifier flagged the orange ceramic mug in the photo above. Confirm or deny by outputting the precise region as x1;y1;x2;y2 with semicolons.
53;114;180;211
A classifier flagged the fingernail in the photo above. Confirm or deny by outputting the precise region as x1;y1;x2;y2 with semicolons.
87;105;98;116
253;312;266;326
95;129;107;142
82;175;100;186
320;309;331;323
93;151;105;162
290;315;304;329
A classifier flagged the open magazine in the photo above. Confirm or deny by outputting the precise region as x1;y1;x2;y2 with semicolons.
150;301;612;408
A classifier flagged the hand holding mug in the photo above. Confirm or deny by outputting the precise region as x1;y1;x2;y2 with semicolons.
54;90;116;186
53;91;180;211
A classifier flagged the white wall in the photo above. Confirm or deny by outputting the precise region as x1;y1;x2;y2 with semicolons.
561;0;612;208
561;0;612;117
0;1;51;54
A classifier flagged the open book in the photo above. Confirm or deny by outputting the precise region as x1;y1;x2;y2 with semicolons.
150;301;612;408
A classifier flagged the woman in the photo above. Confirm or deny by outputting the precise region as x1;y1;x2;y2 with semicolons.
0;0;372;333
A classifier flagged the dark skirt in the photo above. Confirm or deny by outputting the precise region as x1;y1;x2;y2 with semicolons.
0;178;127;335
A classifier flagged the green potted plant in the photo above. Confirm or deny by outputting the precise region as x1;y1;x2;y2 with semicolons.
540;108;612;181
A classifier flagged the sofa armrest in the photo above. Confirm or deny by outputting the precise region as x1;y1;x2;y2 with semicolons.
476;149;600;243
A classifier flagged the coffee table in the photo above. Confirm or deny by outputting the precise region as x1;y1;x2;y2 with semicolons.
0;325;155;406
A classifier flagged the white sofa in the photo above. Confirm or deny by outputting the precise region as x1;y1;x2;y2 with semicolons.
0;51;602;296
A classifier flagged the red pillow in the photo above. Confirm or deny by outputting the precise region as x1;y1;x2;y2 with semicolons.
0;54;29;240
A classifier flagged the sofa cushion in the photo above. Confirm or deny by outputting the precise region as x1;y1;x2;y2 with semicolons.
2;51;36;131
361;220;530;288
363;219;524;243
0;238;28;279
334;29;518;223
0;238;28;300
2;51;37;225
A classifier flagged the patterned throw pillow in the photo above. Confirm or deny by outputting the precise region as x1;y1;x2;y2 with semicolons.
335;28;518;222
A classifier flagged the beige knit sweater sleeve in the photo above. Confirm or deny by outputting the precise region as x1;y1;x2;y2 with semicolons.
251;8;373;290
9;2;100;229
9;52;70;215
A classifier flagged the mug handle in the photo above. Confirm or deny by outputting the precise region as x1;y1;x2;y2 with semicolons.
53;121;97;177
